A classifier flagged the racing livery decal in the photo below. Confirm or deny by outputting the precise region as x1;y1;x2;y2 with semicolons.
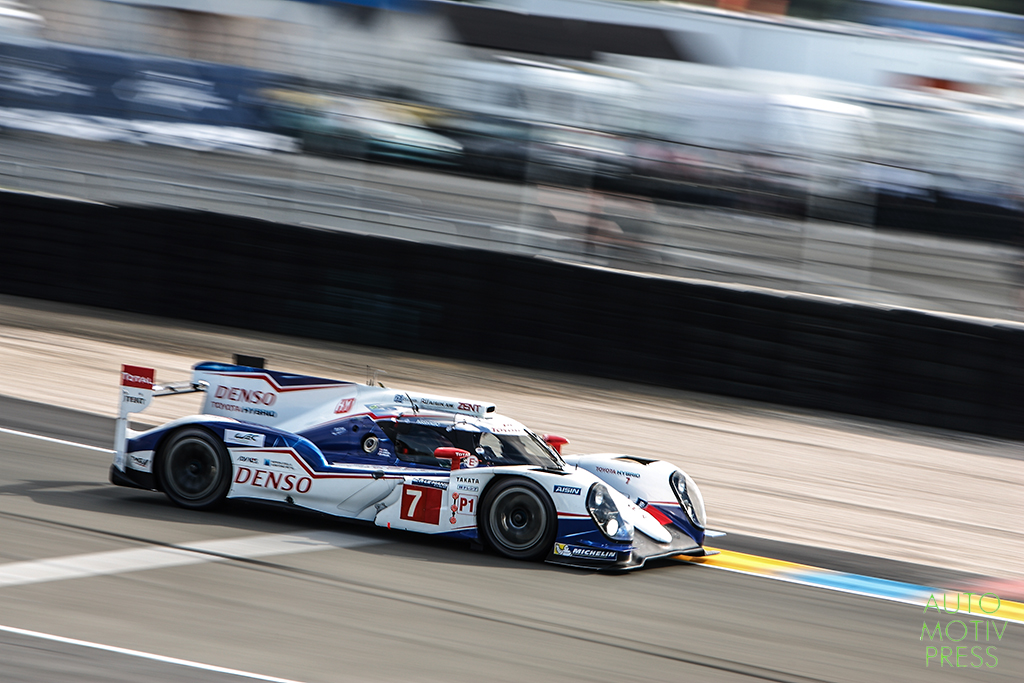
450;492;477;522
410;478;447;490
553;544;618;561
127;452;152;472
225;429;266;447
234;467;312;493
553;485;582;495
595;465;641;484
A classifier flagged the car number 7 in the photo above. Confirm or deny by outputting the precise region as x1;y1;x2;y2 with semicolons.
400;484;442;524
405;488;422;516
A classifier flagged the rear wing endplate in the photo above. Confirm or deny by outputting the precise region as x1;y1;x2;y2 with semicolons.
112;365;207;471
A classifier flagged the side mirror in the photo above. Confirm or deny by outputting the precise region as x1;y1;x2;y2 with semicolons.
542;434;568;455
434;447;476;471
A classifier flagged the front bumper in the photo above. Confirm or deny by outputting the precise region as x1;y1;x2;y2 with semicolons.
546;523;708;571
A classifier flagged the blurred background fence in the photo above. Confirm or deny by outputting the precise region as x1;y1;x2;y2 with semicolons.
4;0;1024;435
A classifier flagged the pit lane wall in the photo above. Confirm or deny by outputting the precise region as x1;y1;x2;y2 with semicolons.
2;190;1021;440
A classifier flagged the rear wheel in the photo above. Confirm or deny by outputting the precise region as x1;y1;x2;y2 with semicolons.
159;427;231;510
480;478;557;561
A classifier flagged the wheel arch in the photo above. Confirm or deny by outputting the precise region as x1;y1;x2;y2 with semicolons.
152;423;229;495
476;472;511;506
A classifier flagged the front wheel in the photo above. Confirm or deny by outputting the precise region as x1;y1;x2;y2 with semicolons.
479;478;557;562
158;427;231;510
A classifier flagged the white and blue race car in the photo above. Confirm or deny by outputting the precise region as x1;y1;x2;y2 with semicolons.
111;360;719;570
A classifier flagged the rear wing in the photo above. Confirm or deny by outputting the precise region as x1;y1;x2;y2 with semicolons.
112;364;208;471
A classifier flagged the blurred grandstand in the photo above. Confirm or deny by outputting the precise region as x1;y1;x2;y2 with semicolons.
3;0;1024;317
840;0;1024;46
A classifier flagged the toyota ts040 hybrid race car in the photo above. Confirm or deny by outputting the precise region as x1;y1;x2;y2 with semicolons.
110;359;722;570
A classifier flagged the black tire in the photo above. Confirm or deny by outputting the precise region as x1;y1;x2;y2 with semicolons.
158;427;231;510
479;478;557;562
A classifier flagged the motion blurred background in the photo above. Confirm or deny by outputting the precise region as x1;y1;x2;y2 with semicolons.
4;0;1024;320
3;7;1024;680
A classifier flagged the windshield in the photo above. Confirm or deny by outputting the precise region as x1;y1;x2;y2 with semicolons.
377;419;563;469
473;430;563;469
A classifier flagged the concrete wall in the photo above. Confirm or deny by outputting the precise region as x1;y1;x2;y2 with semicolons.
3;189;1022;440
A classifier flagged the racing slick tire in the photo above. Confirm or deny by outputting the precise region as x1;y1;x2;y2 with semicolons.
158;427;231;510
480;478;557;562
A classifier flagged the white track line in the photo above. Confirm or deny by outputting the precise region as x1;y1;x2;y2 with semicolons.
0;531;382;588
0;623;309;683
0;426;113;453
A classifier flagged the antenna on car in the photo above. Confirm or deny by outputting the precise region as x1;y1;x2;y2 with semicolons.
366;366;388;387
405;392;420;414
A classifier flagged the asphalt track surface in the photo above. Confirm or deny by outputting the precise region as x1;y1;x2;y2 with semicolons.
1;400;1021;682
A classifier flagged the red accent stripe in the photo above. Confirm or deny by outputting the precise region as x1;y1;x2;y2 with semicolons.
234;448;404;480
212;372;346;393
644;505;674;526
325;410;398;422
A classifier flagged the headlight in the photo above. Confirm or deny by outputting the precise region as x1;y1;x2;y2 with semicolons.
670;470;706;529
587;483;633;542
